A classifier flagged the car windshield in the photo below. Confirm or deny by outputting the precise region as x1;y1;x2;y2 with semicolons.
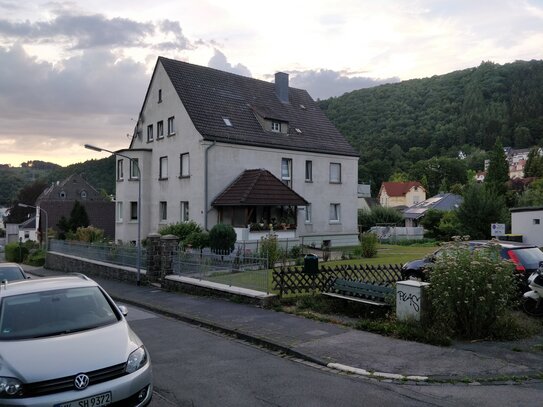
513;248;543;269
0;267;24;281
0;286;121;340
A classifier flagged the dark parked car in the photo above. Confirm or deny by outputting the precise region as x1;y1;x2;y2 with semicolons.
401;240;543;289
0;263;28;282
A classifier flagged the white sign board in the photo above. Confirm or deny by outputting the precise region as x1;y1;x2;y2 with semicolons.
491;223;506;236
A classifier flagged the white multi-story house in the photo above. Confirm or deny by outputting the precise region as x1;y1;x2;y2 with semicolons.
114;57;360;247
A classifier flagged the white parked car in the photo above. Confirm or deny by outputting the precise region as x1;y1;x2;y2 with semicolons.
0;275;152;406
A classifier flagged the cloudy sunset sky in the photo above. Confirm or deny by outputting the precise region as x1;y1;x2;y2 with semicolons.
0;0;542;167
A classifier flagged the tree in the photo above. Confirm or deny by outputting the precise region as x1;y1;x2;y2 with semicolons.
518;178;543;206
69;201;89;231
485;139;509;196
4;180;48;224
456;184;508;239
209;224;237;253
524;147;543;178
419;209;444;239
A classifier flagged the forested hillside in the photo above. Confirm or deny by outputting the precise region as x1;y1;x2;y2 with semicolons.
0;157;115;206
319;60;543;194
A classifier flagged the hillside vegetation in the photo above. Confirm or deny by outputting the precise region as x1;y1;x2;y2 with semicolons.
0;157;115;206
319;60;543;194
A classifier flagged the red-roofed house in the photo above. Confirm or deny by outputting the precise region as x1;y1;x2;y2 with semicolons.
378;182;426;208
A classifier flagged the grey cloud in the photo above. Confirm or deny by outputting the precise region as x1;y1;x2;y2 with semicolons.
0;12;191;50
208;49;251;77
289;69;400;100
0;44;149;147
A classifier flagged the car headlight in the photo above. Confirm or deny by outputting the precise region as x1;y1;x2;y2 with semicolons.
0;377;23;397
125;346;148;373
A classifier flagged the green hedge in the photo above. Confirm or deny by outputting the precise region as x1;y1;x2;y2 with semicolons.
5;242;29;262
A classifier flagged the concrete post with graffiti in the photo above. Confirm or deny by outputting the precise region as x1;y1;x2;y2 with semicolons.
396;280;430;323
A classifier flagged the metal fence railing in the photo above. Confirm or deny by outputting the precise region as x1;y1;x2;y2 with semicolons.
173;248;270;293
49;239;147;269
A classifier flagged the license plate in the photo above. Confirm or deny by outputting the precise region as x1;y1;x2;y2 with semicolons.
55;391;112;407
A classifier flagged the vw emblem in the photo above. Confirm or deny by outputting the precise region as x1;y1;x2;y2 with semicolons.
74;373;90;390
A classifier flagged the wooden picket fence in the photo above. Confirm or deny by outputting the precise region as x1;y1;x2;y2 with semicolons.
272;263;403;297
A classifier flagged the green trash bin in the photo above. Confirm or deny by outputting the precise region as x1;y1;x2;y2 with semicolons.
304;254;319;274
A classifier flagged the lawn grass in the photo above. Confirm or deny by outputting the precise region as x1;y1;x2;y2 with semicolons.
207;243;438;294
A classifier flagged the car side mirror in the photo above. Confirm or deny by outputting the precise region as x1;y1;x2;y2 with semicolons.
118;305;128;316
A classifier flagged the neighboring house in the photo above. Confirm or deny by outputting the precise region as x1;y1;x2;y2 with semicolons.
114;57;360;247
36;174;115;239
484;147;542;180
403;193;463;228
511;206;543;247
475;171;486;183
357;184;378;211
18;216;38;243
378;182;426;208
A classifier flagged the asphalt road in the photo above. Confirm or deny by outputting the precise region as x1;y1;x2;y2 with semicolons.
125;305;543;407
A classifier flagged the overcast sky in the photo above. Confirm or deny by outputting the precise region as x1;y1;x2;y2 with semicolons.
0;0;542;167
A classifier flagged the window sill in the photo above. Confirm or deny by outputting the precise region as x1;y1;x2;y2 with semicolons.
146;140;154;143
157;136;164;140
168;132;176;137
179;175;190;179
116;179;124;182
329;181;342;184
305;180;313;183
159;177;168;181
129;219;138;223
128;177;139;181
329;221;341;225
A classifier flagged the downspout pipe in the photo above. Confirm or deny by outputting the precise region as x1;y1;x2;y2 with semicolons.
204;141;217;230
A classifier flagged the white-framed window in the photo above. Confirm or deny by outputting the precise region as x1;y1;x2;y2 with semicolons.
158;89;162;103
147;124;153;142
159;156;168;180
534;219;541;225
271;121;281;132
329;203;341;223
160;201;167;222
130;201;138;220
304;204;312;223
80;191;87;199
180;153;190;177
168;116;175;135
117;159;124;180
305;160;313;182
130;158;139;179
180;201;189;222
329;163;341;183
116;202;123;222
281;158;292;187
157;121;164;139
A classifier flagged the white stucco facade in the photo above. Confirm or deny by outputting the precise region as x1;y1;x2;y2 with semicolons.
115;61;359;247
511;207;543;247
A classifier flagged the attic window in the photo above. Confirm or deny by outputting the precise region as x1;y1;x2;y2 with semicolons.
295;128;302;134
158;89;162;103
271;121;281;132
60;191;66;199
223;117;233;127
81;190;87;199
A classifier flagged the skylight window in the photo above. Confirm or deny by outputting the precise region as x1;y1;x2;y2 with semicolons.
295;128;302;134
300;104;306;110
223;117;233;127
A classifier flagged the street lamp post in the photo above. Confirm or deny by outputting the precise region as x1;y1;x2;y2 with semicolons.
18;203;48;250
84;144;142;285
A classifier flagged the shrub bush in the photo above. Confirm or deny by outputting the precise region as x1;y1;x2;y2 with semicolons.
360;232;378;258
259;233;282;266
426;240;517;339
184;231;210;250
5;242;29;262
74;226;105;243
209;223;236;253
160;221;203;242
26;249;45;266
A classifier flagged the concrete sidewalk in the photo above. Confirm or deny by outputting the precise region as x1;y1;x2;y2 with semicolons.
22;265;543;383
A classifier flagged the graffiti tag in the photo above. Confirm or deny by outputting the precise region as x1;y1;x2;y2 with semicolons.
397;290;420;312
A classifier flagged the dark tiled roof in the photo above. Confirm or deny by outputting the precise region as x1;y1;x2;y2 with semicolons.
19;216;36;229
37;174;107;202
158;57;358;157
212;169;308;206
